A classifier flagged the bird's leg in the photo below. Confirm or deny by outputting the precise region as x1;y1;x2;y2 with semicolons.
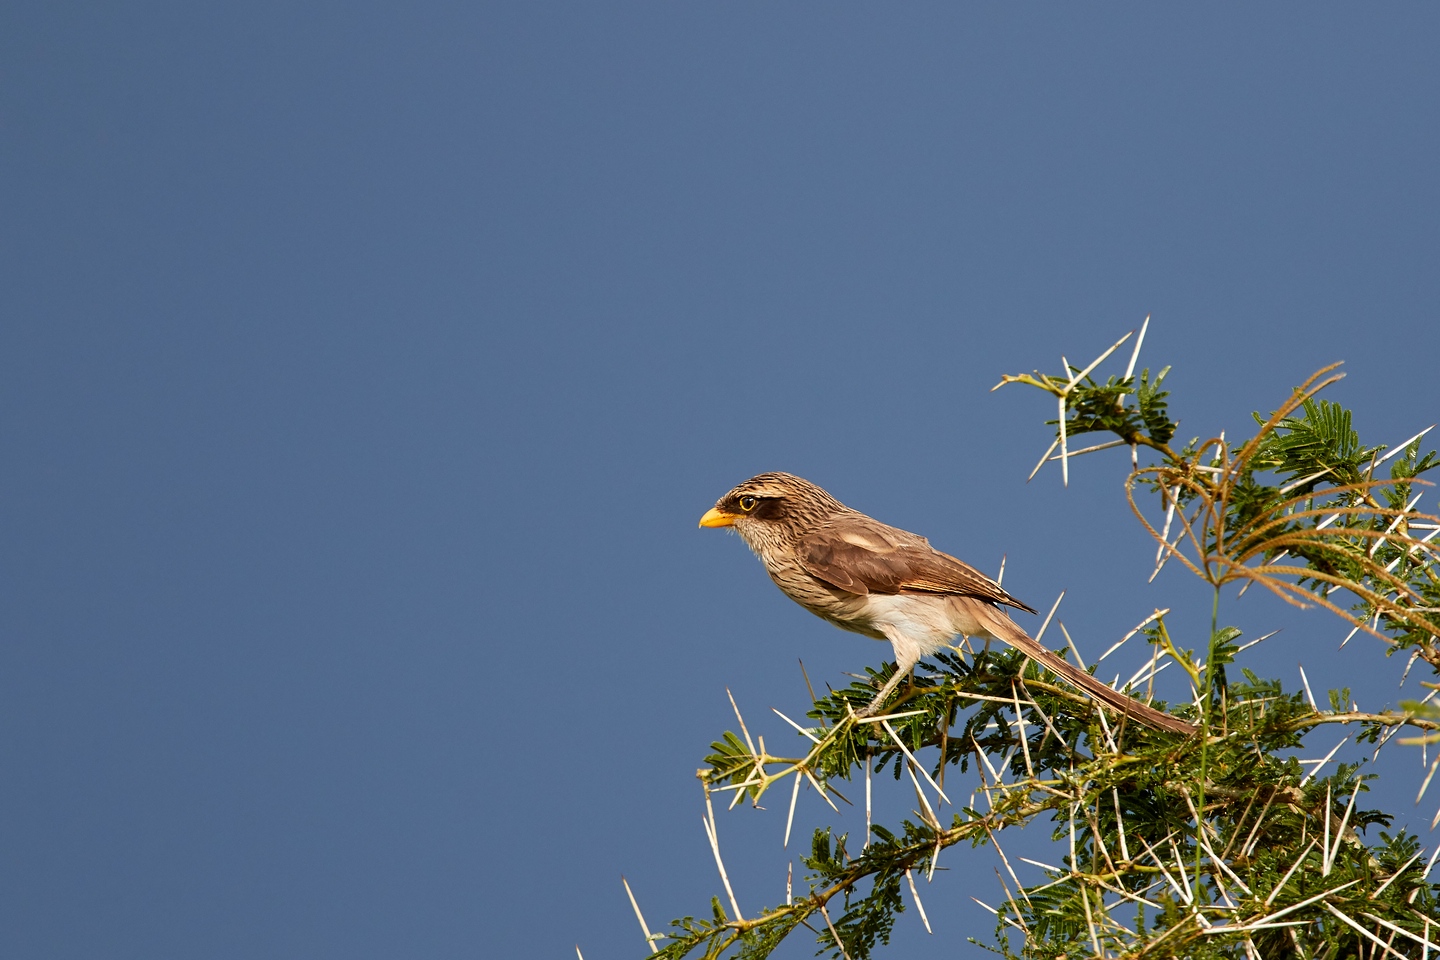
856;667;910;718
856;635;922;718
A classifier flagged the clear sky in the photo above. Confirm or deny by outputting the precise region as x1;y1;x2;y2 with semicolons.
3;5;1438;958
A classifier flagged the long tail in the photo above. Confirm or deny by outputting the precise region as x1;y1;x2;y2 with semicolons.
978;606;1196;736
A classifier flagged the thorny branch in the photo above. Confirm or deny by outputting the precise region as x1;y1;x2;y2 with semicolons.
620;328;1440;959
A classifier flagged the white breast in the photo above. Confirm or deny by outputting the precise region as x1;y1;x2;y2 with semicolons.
854;593;959;655
846;592;997;662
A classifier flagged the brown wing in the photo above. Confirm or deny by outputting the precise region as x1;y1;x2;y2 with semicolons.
795;514;1038;614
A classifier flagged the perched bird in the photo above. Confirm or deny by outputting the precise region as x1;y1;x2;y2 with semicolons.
699;472;1194;734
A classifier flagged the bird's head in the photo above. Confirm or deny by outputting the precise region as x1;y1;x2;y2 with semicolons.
699;472;847;551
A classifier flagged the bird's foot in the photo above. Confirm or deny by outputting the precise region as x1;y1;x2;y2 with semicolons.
854;696;885;719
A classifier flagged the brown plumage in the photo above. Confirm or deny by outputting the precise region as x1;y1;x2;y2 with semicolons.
700;472;1195;734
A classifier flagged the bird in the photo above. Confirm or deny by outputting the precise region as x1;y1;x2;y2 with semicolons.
699;472;1195;734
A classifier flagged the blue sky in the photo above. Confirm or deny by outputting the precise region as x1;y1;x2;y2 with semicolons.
2;5;1439;958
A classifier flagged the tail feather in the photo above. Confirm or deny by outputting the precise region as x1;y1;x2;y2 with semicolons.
979;608;1196;736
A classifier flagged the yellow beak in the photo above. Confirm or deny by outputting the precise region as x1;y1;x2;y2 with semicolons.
699;507;737;528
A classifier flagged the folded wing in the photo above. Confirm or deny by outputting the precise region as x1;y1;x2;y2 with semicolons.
795;514;1038;614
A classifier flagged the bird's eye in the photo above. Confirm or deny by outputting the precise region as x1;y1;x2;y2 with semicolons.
738;496;758;512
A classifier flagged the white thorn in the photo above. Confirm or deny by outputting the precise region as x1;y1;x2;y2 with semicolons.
1123;315;1149;382
1299;665;1319;711
905;869;932;934
622;876;659;954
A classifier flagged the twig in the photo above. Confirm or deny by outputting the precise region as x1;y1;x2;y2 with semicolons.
1079;885;1104;957
1046;438;1128;461
1324;785;1360;877
1264;840;1317;908
783;768;801;848
985;821;1032;908
1246;877;1362;926
1034;591;1065;646
1058;621;1085;669
906;761;940;831
882;719;951;805
1424;843;1440;880
1012;683;1035;779
772;707;821;744
1097;608;1170;664
1369;849;1423;900
1299;666;1319;711
1361;911;1439;953
1059;394;1070;487
1027;438;1060;483
864;746;873;849
1300;736;1349;787
1323;902;1408;959
1122;315;1149;382
702;784;743;920
798;660;819;714
1135;833;1190;904
818;903;852;960
1235;629;1280;654
802;767;840;813
904;869;932;934
622;876;659;954
1112;788;1131;863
